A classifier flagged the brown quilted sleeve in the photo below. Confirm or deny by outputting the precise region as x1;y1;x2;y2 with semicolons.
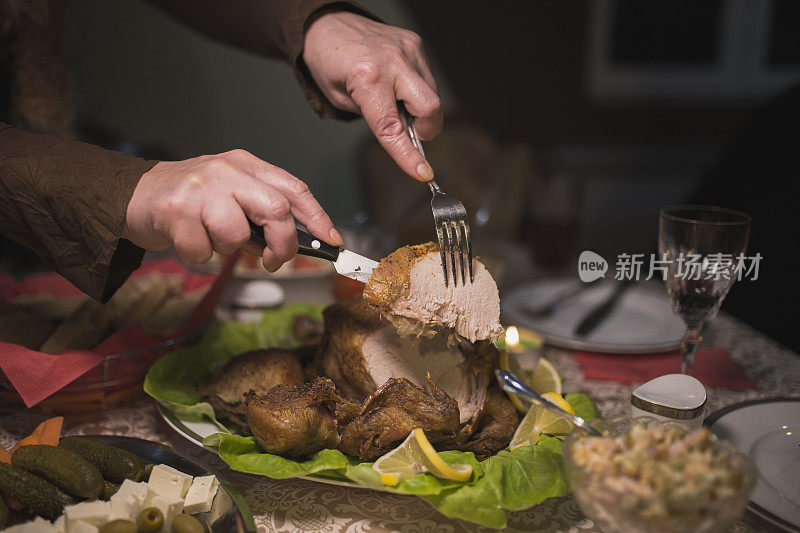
0;122;158;302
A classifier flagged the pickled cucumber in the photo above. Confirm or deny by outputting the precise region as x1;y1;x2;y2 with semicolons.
12;444;103;499
0;462;75;520
59;437;146;483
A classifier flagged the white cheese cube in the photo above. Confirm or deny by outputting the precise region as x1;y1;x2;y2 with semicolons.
149;494;184;531
3;517;58;532
68;522;98;533
184;475;219;514
53;516;66;533
111;479;149;507
63;501;109;530
108;493;140;521
147;464;193;499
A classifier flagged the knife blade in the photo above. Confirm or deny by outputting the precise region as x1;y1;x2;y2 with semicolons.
248;219;377;283
574;279;636;337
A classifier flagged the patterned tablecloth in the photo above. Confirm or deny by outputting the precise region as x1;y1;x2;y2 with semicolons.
1;314;798;532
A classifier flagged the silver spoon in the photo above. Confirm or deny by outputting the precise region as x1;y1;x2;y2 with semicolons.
495;369;602;436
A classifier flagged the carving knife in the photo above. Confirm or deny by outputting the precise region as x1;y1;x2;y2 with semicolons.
248;220;377;283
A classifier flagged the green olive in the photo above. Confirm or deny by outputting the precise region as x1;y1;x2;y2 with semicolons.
99;520;138;533
136;507;164;533
171;513;206;533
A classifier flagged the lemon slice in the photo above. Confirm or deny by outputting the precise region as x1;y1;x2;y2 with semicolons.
499;353;563;412
373;428;473;486
508;392;575;451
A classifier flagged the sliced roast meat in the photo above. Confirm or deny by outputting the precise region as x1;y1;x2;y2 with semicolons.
316;300;493;426
338;377;460;460
442;386;519;460
363;242;503;343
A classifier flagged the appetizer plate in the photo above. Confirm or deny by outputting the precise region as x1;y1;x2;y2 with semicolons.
156;405;374;491
84;435;256;533
705;398;800;532
502;278;684;353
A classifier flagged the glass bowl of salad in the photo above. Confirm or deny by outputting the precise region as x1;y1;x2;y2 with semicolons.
563;416;755;533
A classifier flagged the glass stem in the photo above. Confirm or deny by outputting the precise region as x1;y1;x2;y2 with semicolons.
680;329;702;374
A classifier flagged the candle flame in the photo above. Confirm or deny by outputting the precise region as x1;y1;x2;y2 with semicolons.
505;326;519;348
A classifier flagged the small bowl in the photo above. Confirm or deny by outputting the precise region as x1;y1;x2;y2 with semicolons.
563;416;755;533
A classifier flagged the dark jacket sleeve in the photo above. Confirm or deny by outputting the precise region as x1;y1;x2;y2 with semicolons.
145;0;379;120
0;122;157;302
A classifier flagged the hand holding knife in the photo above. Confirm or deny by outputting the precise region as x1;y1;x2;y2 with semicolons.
247;219;377;283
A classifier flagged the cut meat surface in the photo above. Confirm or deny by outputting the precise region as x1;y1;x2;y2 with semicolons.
316;300;493;425
363;242;503;343
338;377;461;460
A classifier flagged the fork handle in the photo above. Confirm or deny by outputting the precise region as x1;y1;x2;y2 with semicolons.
398;102;441;195
248;218;340;262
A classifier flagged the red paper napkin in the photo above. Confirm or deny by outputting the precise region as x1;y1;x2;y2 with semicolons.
0;254;238;407
573;347;757;390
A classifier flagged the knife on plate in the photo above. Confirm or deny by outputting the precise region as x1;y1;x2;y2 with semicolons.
574;279;636;337
248;220;377;283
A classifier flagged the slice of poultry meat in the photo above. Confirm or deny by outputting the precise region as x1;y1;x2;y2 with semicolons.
199;348;303;429
338;376;461;460
315;299;493;428
245;377;341;458
363;242;503;343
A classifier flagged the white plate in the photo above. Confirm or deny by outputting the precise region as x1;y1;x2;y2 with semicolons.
156;404;377;491
706;398;800;532
502;278;684;353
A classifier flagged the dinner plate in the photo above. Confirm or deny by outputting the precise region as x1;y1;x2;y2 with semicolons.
85;434;256;532
156;404;374;491
501;278;684;353
705;398;800;532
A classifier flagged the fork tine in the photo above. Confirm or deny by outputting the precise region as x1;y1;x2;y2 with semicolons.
462;220;474;283
444;222;458;287
435;222;449;287
453;221;466;286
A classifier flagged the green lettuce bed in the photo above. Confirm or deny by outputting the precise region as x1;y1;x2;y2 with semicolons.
145;304;600;528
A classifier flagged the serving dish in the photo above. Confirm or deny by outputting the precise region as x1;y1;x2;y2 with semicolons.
83;434;256;532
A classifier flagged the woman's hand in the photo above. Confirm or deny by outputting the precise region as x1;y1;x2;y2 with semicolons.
122;149;342;271
303;11;442;181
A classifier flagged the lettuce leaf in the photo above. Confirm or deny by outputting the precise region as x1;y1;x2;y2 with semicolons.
144;303;323;427
564;392;602;421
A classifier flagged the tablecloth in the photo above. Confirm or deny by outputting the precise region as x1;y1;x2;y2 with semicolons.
1;314;798;532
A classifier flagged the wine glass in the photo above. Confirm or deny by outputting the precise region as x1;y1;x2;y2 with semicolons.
659;205;751;373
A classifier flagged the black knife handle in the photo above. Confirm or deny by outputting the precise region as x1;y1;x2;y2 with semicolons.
247;218;340;262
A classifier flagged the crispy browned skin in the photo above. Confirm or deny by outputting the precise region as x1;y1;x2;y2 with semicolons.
338;377;460;460
314;299;386;401
245;377;340;458
199;349;303;428
442;386;518;460
362;242;438;312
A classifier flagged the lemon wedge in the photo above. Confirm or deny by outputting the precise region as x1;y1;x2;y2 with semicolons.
508;392;575;451
373;428;473;486
499;352;563;412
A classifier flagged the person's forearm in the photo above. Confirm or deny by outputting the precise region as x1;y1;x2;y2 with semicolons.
0;123;157;302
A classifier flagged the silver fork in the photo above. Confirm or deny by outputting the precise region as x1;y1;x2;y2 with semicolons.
399;103;473;287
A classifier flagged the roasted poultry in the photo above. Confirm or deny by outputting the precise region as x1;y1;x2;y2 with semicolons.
200;243;517;460
199;348;303;428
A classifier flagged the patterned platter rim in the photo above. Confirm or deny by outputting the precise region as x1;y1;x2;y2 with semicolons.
156;402;387;492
